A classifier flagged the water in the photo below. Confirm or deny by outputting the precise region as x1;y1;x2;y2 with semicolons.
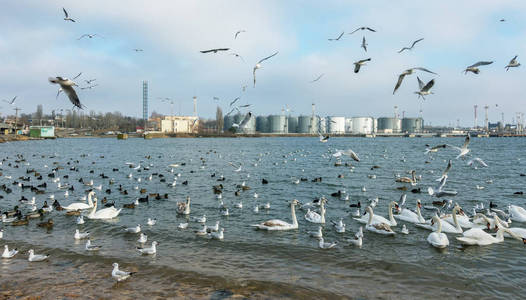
1;137;526;299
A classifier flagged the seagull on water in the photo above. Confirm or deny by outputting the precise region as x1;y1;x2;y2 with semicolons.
62;8;75;22
74;229;90;240
505;55;520;71
463;61;493;74
124;224;141;233
328;31;344;41
398;38;424;53
414;77;435;100
2;245;17;258
28;249;49;262
318;237;337;249
253;51;279;87
137;241;157;255
354;58;371;73
348;27;376;34
85;240;102;251
137;233;147;243
49;76;84;109
112;263;135;281
393;67;437;94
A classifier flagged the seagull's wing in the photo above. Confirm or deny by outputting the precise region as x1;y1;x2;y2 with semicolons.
366;27;376;32
63;8;68;18
469;61;493;68
417;77;425;90
413;67;437;75
359;58;371;64
258;51;279;64
200;49;213;53
421;79;435;92
56;88;63;99
238;112;252;129
336;31;344;40
72;72;82;80
9;96;17;104
310;73;324;83
443;160;452;176
62;85;83;109
447;144;462;152
393;74;406;94
398;47;409;53
229;97;240;107
509;55;518;63
411;38;424;48
348;28;360;34
253;67;257;87
354;63;361;73
461;135;470;149
77;34;88;40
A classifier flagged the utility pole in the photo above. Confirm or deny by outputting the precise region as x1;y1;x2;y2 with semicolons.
484;105;489;132
473;105;478;129
13;107;21;135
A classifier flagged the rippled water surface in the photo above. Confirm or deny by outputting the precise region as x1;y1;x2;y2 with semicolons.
1;137;526;299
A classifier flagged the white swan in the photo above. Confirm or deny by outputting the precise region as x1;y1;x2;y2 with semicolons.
509;204;526;222
251;200;299;231
305;198;326;224
177;196;191;215
427;216;449;248
62;191;95;210
87;197;121;219
456;227;520;246
395;199;425;223
416;206;463;234
354;201;397;226
365;206;396;235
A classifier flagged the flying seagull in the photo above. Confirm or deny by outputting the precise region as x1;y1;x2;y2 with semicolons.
200;48;230;54
505;55;520;71
328;32;344;41
233;112;252;129
354;58;371;73
393;67;437;94
62;8;75;22
2;96;17;105
77;34;104;40
500;19;506;22
398;38;424;53
349;27;376;34
415;77;435;100
230;53;245;62
361;36;368;52
447;134;471;159
213;96;220;101
81;84;98;90
49;76;84;109
234;30;246;39
310;74;325;83
463;61;493;74
133;49;143;52
85;79;96;84
253;51;278;87
239;104;251;108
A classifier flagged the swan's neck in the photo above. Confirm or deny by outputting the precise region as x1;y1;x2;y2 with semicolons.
291;203;297;226
320;202;326;223
367;209;373;226
436;218;442;234
452;208;462;231
416;204;424;222
87;193;93;206
89;200;97;216
496;228;505;242
388;202;395;225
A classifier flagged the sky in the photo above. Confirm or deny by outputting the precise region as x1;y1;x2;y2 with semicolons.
1;0;525;126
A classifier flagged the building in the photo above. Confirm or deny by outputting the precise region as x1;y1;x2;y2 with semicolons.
160;116;199;133
29;126;55;138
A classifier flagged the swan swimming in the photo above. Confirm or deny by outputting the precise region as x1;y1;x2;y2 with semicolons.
251;200;299;231
365;206;396;235
427;216;449;248
305;197;327;224
394;198;425;224
87;197;121;219
62;191;95;210
355;201;397;226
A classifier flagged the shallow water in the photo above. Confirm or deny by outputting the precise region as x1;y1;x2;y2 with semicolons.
1;137;525;299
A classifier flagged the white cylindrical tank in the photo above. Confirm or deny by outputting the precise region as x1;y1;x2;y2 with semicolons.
317;116;325;134
345;118;353;133
268;115;287;133
327;116;346;134
350;117;374;134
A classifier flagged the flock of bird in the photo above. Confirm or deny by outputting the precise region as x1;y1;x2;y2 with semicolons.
1;134;526;282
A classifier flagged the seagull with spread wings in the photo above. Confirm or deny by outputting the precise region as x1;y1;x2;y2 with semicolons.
354;58;371;73
414;77;435;100
253;51;278;87
463;61;493;74
230;97;240;107
361;36;368;52
348;27;376;34
62;8;75;22
77;34;104;40
398;38;424;53
2;96;17;106
234;30;246;39
505;56;520;71
49;76;84;109
310;74;325;83
393;67;437;94
200;48;230;54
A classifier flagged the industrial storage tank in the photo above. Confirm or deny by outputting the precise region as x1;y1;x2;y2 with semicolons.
350;117;374;134
298;115;314;133
287;116;298;133
345;118;353;133
401;117;423;133
233;113;243;125
268;115;287;134
240;114;256;134
317;116;325;134
327;116;346;134
256;116;269;133
377;117;401;133
224;115;235;131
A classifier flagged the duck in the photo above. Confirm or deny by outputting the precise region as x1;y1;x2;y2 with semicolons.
395;170;417;185
123;199;139;209
87;197;121;219
394;198;426;224
37;219;54;229
251;200;299;231
2;245;18;258
177;196;191;215
42;201;53;213
305;197;327;224
365;206;396;235
354;201;397;226
74;229;90;240
318;237;337;249
28;249;49;262
137;241;157;255
62;191;95;210
427;216;449;248
10;216;29;226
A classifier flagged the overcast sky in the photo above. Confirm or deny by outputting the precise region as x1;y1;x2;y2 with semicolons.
1;0;525;126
